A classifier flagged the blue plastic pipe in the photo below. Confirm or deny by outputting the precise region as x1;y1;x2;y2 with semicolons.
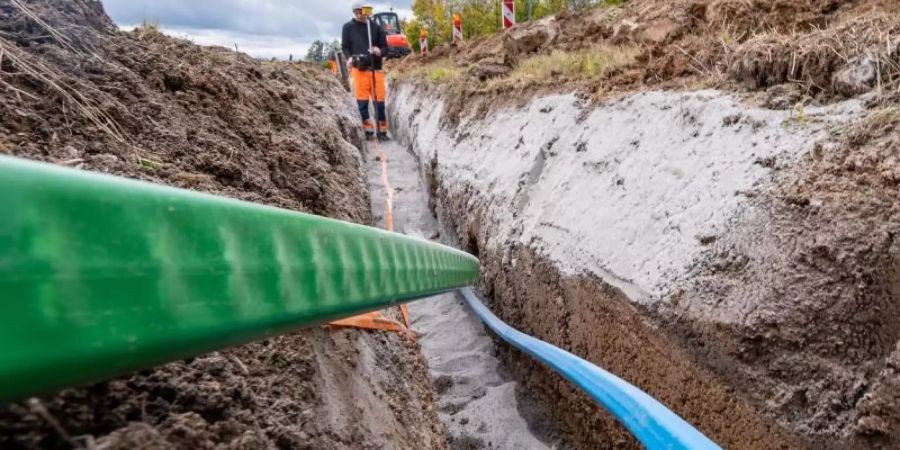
458;288;722;450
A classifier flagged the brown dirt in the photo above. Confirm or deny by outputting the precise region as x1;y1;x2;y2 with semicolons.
393;0;900;122
0;0;366;221
672;104;900;448
410;90;900;450
390;2;900;448
487;246;799;450
421;152;799;450
0;1;445;449
0;330;443;450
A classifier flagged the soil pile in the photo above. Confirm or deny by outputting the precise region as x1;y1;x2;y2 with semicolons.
395;0;900;119
677;105;900;447
389;0;900;448
0;1;444;449
0;0;365;220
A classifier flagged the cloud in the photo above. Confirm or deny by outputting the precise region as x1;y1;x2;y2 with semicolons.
101;0;413;59
158;27;313;60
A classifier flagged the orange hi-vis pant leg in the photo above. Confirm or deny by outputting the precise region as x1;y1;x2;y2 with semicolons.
351;68;388;136
352;68;386;101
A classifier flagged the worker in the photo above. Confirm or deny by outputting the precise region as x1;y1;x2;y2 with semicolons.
327;52;338;75
342;2;389;141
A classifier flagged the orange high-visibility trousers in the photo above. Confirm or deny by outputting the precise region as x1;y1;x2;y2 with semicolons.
351;67;388;136
351;68;386;102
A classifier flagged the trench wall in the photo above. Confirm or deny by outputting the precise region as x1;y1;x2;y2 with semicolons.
388;82;874;449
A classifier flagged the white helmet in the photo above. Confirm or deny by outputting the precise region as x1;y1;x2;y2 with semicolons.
351;2;372;11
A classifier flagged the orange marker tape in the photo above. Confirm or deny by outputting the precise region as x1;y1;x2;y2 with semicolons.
330;139;411;332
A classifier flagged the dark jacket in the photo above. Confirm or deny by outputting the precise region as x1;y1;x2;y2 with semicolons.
342;19;388;71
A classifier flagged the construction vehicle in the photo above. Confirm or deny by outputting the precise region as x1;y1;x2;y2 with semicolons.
372;11;411;59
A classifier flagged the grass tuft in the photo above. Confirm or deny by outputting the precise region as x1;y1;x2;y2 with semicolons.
394;58;461;84
495;45;640;87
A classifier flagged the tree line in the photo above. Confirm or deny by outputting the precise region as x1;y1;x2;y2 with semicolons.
305;0;623;64
403;0;625;53
305;39;340;64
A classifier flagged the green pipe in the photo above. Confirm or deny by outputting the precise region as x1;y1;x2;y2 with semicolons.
0;156;479;402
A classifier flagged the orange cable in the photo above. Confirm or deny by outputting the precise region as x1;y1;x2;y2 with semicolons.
374;139;411;329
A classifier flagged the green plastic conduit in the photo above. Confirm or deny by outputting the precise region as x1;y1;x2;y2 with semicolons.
0;155;480;403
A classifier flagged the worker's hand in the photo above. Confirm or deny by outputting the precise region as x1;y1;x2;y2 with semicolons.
346;59;353;73
370;47;382;57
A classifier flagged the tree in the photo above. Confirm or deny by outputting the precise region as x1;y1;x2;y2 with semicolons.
305;40;328;63
404;0;625;52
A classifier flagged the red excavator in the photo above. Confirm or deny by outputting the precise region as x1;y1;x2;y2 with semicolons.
372;11;411;59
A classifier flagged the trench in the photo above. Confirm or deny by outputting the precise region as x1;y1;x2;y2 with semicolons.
385;78;900;450
366;138;566;449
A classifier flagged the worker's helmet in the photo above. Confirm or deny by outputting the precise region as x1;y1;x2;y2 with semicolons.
352;2;374;16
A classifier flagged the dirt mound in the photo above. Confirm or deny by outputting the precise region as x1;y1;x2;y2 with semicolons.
390;1;900;447
391;74;900;449
1;330;442;450
0;1;444;449
676;104;900;447
395;0;900;115
0;0;366;221
728;11;900;96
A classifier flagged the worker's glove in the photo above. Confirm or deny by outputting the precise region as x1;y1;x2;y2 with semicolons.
369;47;382;57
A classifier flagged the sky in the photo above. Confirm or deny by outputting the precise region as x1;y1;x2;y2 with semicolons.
99;0;413;60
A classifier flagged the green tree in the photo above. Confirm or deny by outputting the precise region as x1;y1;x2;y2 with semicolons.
305;40;328;63
404;0;625;51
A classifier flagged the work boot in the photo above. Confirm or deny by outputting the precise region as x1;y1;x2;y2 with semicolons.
365;133;376;142
377;132;390;142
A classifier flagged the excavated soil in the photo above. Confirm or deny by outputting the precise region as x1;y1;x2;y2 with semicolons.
673;106;900;448
394;86;900;449
0;330;442;450
0;1;444;449
391;0;900;439
0;0;366;220
395;0;900;123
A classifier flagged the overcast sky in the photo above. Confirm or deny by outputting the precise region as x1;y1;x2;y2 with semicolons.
99;0;413;59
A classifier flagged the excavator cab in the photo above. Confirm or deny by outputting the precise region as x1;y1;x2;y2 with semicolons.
372;12;411;59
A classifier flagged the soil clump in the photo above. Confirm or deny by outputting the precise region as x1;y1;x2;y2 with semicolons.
394;0;900;123
0;1;445;449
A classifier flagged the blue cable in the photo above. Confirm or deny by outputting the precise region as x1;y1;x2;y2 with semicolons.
458;287;722;450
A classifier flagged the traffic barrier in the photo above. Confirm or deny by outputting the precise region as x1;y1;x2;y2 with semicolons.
502;0;515;29
420;28;428;55
453;14;463;42
0;156;479;402
459;288;723;450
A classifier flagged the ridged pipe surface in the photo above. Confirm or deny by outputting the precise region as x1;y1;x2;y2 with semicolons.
0;156;479;402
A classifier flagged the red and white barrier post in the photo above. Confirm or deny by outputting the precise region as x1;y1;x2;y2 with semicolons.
502;0;515;29
419;28;428;55
453;14;463;42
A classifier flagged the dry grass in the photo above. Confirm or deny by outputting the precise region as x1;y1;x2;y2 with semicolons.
848;105;900;139
393;58;461;84
726;12;900;96
495;44;640;88
8;0;106;61
0;36;125;142
134;19;165;43
395;44;639;90
0;0;124;142
8;0;79;54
